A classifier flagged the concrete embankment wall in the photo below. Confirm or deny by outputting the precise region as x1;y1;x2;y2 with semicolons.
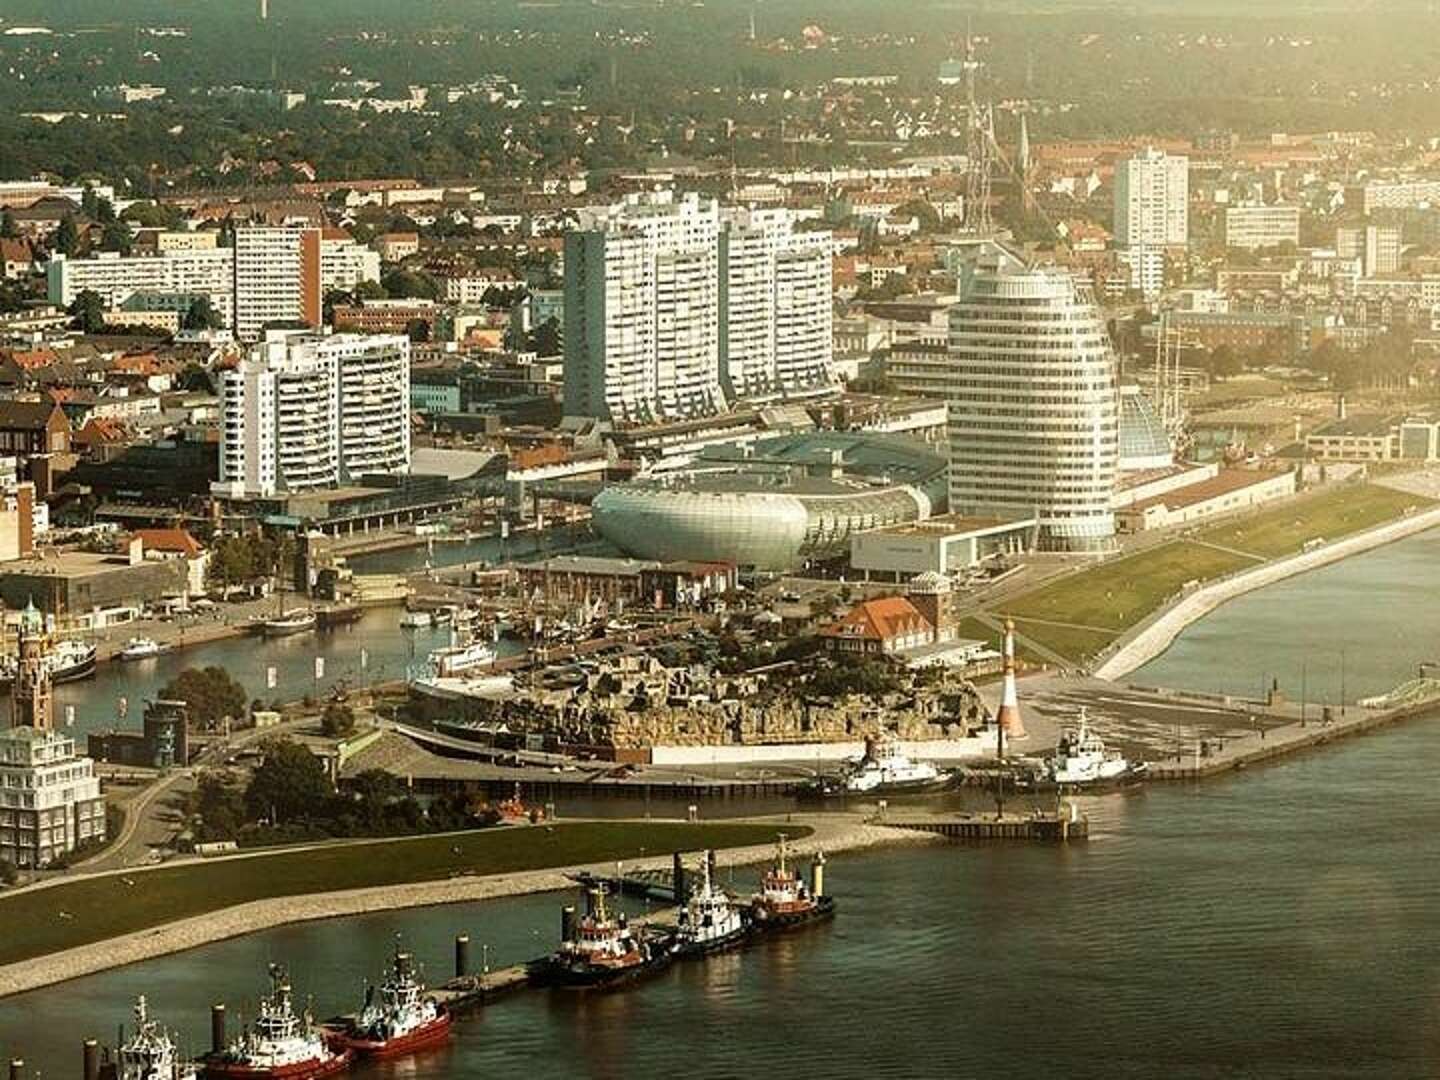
1095;506;1440;681
648;737;996;766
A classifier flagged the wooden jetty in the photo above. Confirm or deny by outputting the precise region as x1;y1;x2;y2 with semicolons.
880;808;1087;843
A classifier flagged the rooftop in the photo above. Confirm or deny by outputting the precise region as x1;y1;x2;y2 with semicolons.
1310;413;1398;438
1127;469;1292;513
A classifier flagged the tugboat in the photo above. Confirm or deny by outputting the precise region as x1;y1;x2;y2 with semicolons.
811;734;952;797
537;885;671;989
107;995;199;1080
749;835;834;930
203;965;349;1080
673;852;748;957
332;948;450;1058
1024;709;1147;790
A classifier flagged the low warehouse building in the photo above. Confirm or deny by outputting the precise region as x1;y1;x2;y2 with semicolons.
1116;469;1296;533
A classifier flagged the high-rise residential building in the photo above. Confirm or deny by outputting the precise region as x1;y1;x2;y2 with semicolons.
46;249;235;326
1113;147;1189;248
944;257;1119;552
563;192;834;423
1224;204;1301;250
564;191;723;424
320;228;382;295
232;226;323;341
213;331;410;498
1337;224;1403;276
719;208;834;399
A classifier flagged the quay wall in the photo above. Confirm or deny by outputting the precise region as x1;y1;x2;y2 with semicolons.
648;736;999;767
1094;506;1440;681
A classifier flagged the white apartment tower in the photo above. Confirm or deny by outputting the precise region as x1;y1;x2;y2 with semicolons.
565;192;723;424
564;193;835;423
1113;147;1189;248
945;260;1119;552
232;226;323;341
719;208;834;399
214;331;410;498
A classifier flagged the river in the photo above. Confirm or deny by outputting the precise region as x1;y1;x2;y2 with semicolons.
6;532;1440;1077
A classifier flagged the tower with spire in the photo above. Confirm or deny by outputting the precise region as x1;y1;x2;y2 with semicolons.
994;618;1026;745
11;598;54;731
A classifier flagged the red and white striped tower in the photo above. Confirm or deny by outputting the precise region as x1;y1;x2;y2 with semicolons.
995;618;1026;741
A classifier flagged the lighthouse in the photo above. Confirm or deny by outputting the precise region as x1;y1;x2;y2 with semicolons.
994;618;1026;744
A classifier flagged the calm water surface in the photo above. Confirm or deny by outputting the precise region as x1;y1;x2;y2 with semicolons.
5;532;1440;1077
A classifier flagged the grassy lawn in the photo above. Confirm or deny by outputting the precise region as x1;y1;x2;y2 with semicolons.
1192;484;1429;560
1007;620;1119;665
1002;542;1253;633
0;821;801;968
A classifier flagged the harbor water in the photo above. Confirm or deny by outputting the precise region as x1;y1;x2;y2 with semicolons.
5;532;1440;1076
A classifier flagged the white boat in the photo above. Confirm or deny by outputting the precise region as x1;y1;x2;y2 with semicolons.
261;610;316;638
1041;710;1146;788
115;995;198;1080
399;610;432;629
425;639;497;678
674;852;748;957
206;965;349;1079
816;734;951;796
118;637;167;661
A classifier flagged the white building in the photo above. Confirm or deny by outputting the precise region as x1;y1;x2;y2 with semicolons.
1337;224;1402;277
46;249;235;326
564;193;835;422
1224;204;1301;250
0;726;105;869
564;191;724;423
213;331;410;498
944;256;1119;552
719;207;834;399
319;229;381;294
1113;147;1188;248
232;226;323;341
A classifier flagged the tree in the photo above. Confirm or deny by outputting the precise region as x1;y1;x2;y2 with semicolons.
182;296;223;331
53;215;79;257
193;771;246;841
160;666;248;731
0;858;15;886
244;738;332;825
177;362;215;392
69;289;106;334
381;268;440;300
0;211;16;240
1207;345;1243;380
99;219;132;256
321;702;356;738
405;318;431;343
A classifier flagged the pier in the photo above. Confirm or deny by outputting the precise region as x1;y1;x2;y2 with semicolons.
880;808;1087;842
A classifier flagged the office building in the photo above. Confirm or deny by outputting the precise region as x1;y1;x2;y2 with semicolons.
944;259;1120;552
213;331;410;498
46;249;235;326
232;226;323;341
1113;147;1188;248
563;193;834;423
1337;224;1403;277
1224;204;1301;250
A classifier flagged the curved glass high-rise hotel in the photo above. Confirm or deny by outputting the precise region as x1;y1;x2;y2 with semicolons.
945;265;1119;552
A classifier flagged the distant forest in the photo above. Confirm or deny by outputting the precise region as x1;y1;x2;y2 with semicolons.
3;0;1440;186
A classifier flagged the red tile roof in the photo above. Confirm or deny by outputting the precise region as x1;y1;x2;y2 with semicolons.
819;596;931;643
134;528;203;558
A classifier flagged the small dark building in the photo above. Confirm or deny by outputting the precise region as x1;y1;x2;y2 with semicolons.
0;400;71;455
88;698;190;769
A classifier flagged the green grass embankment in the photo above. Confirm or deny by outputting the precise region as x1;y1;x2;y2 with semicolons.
997;484;1432;664
0;821;801;968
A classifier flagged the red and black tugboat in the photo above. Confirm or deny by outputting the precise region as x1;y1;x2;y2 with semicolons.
536;884;672;989
203;965;350;1080
329;947;450;1059
748;835;835;931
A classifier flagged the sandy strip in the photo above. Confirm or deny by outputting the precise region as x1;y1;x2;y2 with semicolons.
0;815;932;999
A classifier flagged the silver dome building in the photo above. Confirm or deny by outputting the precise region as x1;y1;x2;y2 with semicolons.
591;432;946;571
